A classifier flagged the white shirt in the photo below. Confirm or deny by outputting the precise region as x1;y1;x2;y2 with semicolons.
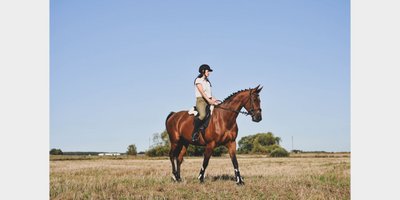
194;77;212;98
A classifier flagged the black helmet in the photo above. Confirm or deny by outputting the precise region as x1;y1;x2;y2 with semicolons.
198;64;213;73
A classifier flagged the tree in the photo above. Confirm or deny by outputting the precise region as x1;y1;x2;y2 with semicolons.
275;137;281;145
127;144;137;156
161;130;170;146
152;132;163;147
146;145;169;157
187;145;205;156
146;130;170;157
186;145;227;156
237;132;288;157
270;147;289;157
50;148;63;155
237;135;254;154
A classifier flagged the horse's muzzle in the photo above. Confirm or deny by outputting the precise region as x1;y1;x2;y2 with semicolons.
252;112;262;122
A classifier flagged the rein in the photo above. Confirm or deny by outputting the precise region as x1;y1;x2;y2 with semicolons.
214;104;252;116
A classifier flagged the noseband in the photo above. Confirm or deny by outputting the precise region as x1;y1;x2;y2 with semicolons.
246;90;262;117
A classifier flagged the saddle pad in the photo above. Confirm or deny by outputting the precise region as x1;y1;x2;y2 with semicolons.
188;105;214;115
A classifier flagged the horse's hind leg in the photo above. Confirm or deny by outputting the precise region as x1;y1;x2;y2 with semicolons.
176;142;189;181
169;142;178;181
170;142;183;182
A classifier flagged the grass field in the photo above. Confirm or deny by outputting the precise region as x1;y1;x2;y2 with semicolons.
50;153;350;199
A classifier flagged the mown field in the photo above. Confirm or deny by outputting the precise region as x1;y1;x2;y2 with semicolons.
50;153;350;200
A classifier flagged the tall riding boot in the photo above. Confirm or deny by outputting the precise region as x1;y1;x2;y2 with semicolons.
192;117;203;142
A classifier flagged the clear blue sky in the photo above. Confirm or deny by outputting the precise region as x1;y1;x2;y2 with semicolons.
50;0;349;153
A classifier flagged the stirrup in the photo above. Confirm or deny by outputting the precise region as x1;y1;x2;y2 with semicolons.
192;131;199;142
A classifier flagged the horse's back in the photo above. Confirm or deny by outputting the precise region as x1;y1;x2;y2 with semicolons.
166;110;193;132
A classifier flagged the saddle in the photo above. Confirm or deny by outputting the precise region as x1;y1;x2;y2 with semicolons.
188;104;214;133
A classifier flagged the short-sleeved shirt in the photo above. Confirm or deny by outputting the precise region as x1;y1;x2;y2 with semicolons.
195;77;212;98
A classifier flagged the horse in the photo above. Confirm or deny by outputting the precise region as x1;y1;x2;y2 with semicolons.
165;85;263;185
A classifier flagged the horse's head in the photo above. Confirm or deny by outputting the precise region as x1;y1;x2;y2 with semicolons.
243;85;263;122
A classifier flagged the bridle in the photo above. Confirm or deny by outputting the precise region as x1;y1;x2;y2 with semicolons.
215;91;261;117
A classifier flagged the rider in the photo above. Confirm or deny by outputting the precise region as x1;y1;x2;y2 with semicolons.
192;64;218;142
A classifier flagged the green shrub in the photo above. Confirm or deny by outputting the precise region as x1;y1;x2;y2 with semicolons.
145;145;169;157
265;144;281;153
186;145;228;157
212;146;228;156
187;145;205;156
251;143;269;154
270;147;289;157
238;135;254;154
126;144;137;156
238;132;281;154
50;148;63;155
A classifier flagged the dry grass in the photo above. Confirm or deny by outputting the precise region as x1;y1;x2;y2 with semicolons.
50;154;350;200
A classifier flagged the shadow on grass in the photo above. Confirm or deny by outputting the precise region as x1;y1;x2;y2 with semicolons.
211;174;236;182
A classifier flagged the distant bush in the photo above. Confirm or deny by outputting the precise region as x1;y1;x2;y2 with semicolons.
270;147;289;157
186;145;228;157
237;135;254;154
238;132;280;154
146;144;228;157
146;130;228;157
213;146;228;156
126;144;137;156
238;132;288;156
291;149;302;154
146;145;169;157
50;148;63;155
251;143;269;154
187;145;205;156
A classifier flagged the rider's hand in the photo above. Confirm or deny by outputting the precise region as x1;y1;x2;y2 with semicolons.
212;97;222;105
209;98;218;105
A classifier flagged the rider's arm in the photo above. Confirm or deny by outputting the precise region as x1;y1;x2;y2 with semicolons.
196;83;215;105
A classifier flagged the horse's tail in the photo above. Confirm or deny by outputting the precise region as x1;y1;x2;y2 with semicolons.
165;112;175;127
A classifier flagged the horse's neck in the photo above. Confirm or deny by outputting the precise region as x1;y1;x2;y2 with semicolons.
226;93;247;111
219;93;248;122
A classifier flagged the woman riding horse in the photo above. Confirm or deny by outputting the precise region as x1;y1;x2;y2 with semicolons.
165;83;263;185
192;64;219;142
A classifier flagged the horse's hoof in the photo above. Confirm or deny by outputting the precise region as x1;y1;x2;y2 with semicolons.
236;181;245;185
235;176;245;185
198;176;205;183
171;176;181;182
198;176;204;183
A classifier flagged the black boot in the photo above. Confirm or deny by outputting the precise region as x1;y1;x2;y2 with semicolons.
192;117;203;142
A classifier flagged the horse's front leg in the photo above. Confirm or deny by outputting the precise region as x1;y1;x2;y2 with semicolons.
227;141;244;185
198;142;216;183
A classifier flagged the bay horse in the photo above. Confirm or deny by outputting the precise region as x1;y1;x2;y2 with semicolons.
165;85;263;185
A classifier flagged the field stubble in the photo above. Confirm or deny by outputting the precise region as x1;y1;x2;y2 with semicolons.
50;154;350;200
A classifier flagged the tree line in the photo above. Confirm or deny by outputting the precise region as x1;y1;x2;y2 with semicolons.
50;131;289;157
145;131;288;157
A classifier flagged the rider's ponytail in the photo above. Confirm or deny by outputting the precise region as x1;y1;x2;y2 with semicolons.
193;73;212;87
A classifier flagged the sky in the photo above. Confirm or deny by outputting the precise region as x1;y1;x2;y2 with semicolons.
50;0;350;153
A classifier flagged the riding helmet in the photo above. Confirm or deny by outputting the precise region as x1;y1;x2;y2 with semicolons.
199;64;213;73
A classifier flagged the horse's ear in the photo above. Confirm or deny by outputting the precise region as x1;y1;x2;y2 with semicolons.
254;85;260;91
256;85;263;93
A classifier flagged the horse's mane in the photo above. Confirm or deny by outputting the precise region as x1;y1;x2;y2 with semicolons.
220;88;251;103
